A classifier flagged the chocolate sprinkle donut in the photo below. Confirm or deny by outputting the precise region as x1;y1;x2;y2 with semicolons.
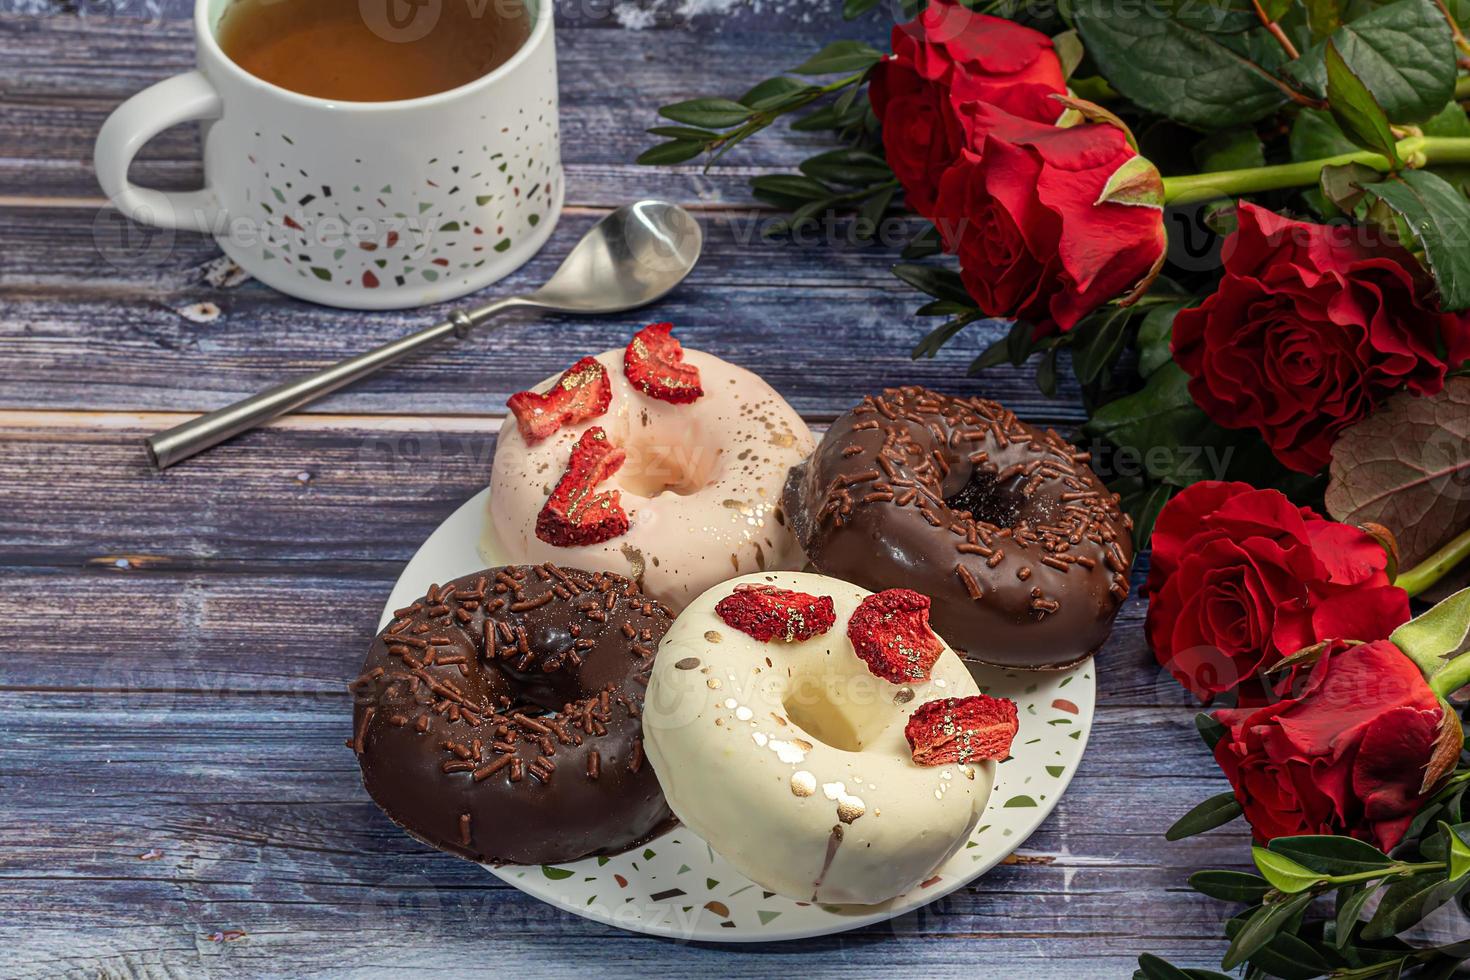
349;564;673;865
783;387;1133;670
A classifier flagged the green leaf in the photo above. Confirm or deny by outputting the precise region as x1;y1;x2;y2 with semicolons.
1291;107;1361;161
1253;847;1328;894
1390;585;1470;680
1073;0;1288;128
1073;307;1132;385
842;0;882;18
892;263;973;306
1085;362;1321;491
1361;870;1462;939
1166;792;1245;841
1136;954;1194;980
1334;883;1378;944
970;335;1013;373
1267;835;1393;876
1004;318;1034;367
749;174;831;201
901;222;943;259
1196;712;1227;751
1319;160;1383;213
1082;363;1218;484
791;40;884;75
799;148;892;186
1423;100;1470;137
1036;345;1060;398
1293;0;1458;123
1324;41;1402;165
1053;29;1086;79
635;140;706;166
913;314;983;360
1129;481;1173;552
1363;170;1470;311
856;183;897;238
1193;128;1267;172
1189;869;1273;903
1258;0;1294;20
1136;300;1187;377
1246;930;1332;980
914;299;975;318
1304;0;1345;38
645;125;719;142
658;97;754;129
739;76;817;110
1221;892;1314;971
1445;822;1470;881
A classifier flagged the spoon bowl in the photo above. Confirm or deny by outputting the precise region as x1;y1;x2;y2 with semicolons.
507;200;703;315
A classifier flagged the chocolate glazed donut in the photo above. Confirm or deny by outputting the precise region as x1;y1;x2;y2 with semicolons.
784;387;1133;669
349;564;673;865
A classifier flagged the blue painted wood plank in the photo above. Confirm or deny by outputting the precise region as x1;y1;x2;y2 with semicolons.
0;12;883;200
0;207;1082;419
0;3;1244;976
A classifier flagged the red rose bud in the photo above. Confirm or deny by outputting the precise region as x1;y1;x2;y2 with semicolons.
1213;639;1449;851
930;104;1166;332
714;585;837;643
535;427;629;547
871;2;1065;219
507;356;612;444
905;695;1019;766
1144;481;1409;703
624;322;703;404
1173;202;1470;474
847;588;945;684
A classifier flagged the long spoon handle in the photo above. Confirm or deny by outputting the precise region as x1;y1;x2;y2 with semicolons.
145;298;521;470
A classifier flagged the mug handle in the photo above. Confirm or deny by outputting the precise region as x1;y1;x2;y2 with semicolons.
94;70;224;233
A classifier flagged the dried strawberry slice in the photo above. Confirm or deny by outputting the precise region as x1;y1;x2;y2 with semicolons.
507;356;612;444
715;585;836;643
847;588;944;684
624;323;703;404
904;696;1019;766
535;427;629;547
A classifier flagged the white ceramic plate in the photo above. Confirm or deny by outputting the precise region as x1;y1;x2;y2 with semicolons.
380;485;1096;942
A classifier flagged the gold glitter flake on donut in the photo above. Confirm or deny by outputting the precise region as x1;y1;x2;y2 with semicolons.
790;771;816;797
822;781;866;823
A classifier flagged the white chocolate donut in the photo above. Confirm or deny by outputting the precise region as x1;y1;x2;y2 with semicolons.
643;572;994;905
484;348;814;610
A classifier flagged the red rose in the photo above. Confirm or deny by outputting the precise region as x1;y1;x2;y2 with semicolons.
929;104;1167;331
1213;639;1445;850
1173;202;1470;474
1145;481;1409;702
870;3;1064;218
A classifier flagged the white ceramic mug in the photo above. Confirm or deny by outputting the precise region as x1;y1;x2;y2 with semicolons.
95;0;563;310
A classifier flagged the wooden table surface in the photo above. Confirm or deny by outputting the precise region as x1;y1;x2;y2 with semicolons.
0;1;1254;975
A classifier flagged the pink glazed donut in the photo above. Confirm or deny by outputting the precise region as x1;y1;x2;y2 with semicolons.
483;326;815;610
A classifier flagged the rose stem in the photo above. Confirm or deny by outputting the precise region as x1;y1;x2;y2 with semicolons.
1160;136;1470;205
1429;648;1470;698
1396;525;1470;598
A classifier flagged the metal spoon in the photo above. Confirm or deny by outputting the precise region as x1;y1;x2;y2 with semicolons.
145;200;703;469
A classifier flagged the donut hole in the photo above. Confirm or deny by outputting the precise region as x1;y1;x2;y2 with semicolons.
944;468;1027;528
781;667;891;753
618;429;723;498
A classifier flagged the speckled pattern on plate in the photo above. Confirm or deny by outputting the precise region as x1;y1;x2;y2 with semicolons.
379;485;1096;942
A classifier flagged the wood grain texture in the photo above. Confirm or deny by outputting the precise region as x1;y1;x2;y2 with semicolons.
0;204;1082;419
0;2;1242;975
0;13;859;201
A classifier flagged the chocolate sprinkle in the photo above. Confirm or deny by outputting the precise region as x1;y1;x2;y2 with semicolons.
783;387;1133;670
349;564;675;865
